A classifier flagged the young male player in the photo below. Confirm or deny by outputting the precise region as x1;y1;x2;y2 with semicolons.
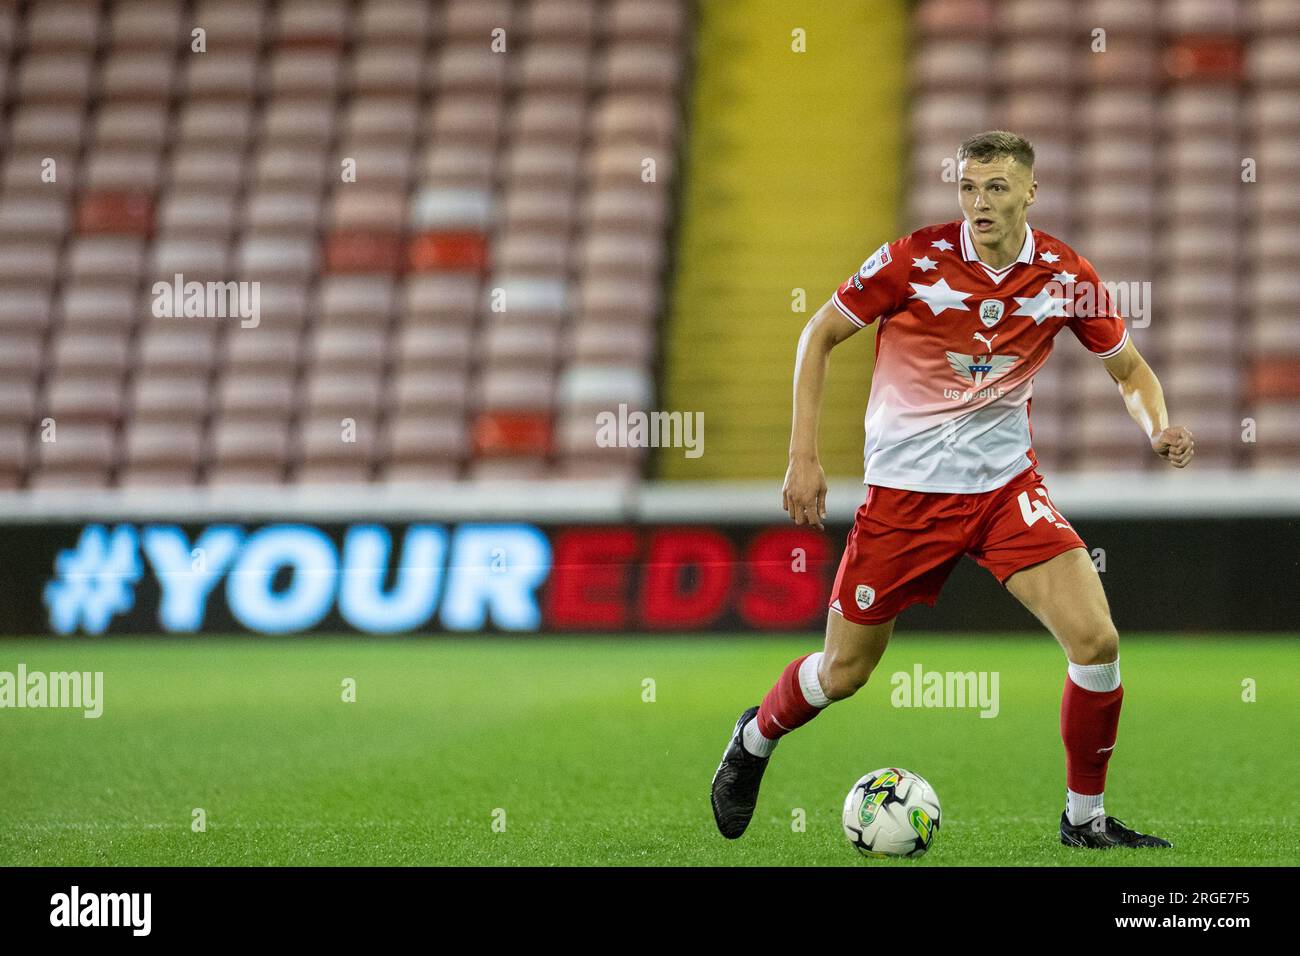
711;131;1193;849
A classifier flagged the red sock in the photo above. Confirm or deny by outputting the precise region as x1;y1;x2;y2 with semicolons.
1061;675;1123;794
756;653;825;740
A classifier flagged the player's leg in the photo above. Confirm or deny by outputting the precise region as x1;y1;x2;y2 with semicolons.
1004;547;1123;823
712;485;961;839
711;611;896;839
974;471;1170;847
752;610;895;752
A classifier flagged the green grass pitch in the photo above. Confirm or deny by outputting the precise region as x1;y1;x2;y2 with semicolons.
1;634;1296;866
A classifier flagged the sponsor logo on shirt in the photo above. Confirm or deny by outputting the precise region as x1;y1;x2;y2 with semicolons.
943;335;1019;403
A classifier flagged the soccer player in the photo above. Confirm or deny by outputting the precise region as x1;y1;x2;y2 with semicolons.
711;131;1193;849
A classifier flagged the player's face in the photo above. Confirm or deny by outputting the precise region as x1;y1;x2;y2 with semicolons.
957;156;1036;248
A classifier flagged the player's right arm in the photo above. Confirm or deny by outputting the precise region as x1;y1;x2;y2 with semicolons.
783;236;914;529
783;299;862;529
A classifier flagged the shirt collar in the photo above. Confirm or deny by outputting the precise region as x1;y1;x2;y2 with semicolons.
960;218;1035;271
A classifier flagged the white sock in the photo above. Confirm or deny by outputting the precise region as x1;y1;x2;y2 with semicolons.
742;717;776;757
1066;789;1106;826
799;652;831;708
1067;657;1120;693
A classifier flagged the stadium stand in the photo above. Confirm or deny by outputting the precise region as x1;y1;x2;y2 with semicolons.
0;0;685;488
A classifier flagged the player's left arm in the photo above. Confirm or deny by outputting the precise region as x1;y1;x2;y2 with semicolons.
1100;338;1194;468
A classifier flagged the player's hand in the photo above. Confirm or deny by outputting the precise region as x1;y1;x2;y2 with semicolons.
1151;425;1194;468
783;458;828;529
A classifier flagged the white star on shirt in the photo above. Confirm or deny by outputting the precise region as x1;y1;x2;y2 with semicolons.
1038;250;1060;263
931;238;955;252
1051;270;1077;284
909;277;973;316
912;256;938;272
1012;286;1071;325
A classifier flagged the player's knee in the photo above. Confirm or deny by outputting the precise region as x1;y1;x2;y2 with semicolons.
819;654;873;701
1072;620;1119;665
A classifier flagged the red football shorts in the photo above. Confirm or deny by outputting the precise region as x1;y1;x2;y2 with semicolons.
830;466;1086;625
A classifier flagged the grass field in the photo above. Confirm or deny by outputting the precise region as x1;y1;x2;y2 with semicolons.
1;634;1296;866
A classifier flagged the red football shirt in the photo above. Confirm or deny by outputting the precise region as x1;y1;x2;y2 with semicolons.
831;219;1128;492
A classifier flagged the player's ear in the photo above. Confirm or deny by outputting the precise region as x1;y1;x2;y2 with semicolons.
1025;179;1037;208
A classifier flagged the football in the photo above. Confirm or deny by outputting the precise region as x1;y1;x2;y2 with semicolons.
842;767;941;858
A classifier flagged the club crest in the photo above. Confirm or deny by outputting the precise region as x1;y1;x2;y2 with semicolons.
855;584;875;610
978;299;1004;328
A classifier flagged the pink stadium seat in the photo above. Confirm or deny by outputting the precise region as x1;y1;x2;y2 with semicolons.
25;4;101;51
391;367;472;414
178;103;254;145
274;0;350;47
159;194;237;238
59;284;137;332
302;370;385;417
31;423;117;488
0;287;54;335
506;141;585;187
137;325;220;376
101;54;175;102
1081;0;1158;34
514;45;593;92
120;421;204;486
504;189;578;232
329;189;407;231
512;94;588;143
481;321;561;369
129;376;211;423
436;45;510;93
430;96;506;145
209;419;291;484
109;1;187;50
607;0;685;43
0;332;45;380
193;1;267;49
474;368;556;411
92;104;170;150
444;0;513;38
185;52;261;100
592;94;677;148
223;325;301;372
269;51;342;97
309;327;388;372
9;105;84;150
393;324;474;372
913;42;991;89
0;196;70;240
351;46;423;94
998;0;1076;34
384;415;469;471
525;1;597;41
1253;0;1300;31
358;1;434;42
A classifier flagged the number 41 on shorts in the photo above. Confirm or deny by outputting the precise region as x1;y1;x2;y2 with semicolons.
1017;488;1070;529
